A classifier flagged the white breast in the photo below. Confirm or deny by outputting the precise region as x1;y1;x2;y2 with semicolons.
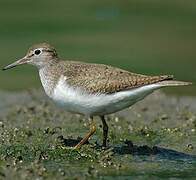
51;76;161;116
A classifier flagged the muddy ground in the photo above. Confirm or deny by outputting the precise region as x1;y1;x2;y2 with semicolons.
0;90;196;179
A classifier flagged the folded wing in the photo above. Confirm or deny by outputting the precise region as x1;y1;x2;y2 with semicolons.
63;61;174;94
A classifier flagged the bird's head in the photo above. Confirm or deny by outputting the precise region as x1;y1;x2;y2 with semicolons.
2;43;58;70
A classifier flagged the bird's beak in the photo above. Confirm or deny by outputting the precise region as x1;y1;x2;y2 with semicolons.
2;57;30;71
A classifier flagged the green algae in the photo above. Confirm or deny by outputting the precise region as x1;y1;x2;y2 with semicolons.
0;92;196;179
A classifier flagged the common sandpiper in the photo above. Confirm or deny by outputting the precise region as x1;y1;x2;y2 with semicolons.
2;43;192;149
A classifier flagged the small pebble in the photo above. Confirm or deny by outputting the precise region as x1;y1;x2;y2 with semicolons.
187;144;194;150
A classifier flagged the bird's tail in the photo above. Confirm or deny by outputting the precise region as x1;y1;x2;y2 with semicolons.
156;80;192;87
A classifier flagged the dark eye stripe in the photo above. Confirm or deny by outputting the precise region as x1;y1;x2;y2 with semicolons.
42;49;54;53
28;54;34;58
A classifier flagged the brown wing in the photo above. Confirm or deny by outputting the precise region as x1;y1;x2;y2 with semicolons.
63;61;173;94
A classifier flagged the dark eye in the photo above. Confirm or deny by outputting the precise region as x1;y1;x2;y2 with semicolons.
34;49;41;55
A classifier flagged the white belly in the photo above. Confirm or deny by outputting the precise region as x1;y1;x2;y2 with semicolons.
50;76;161;116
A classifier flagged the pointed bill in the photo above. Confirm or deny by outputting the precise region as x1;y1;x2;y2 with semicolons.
2;57;29;71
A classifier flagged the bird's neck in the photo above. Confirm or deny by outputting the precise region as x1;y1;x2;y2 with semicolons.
38;62;61;97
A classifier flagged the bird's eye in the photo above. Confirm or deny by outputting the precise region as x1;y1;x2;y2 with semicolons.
34;49;41;55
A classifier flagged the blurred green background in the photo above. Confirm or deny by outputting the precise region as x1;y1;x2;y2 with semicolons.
0;0;195;95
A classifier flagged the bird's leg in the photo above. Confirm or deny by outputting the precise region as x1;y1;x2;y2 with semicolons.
100;116;108;147
74;116;96;149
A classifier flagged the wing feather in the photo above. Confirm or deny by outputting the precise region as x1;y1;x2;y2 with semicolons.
62;61;173;94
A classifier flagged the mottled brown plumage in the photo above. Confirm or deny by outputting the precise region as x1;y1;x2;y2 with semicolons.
23;42;176;94
40;59;174;95
60;61;173;94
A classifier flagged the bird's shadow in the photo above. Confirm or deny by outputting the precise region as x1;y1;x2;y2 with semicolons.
58;136;196;162
113;140;196;162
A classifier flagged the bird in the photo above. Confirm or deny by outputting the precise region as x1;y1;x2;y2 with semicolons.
2;43;192;149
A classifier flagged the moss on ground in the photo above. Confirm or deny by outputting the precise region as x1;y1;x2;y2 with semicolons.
0;91;196;179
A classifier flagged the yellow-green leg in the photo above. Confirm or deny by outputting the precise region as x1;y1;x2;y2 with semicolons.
74;116;96;149
100;116;108;147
